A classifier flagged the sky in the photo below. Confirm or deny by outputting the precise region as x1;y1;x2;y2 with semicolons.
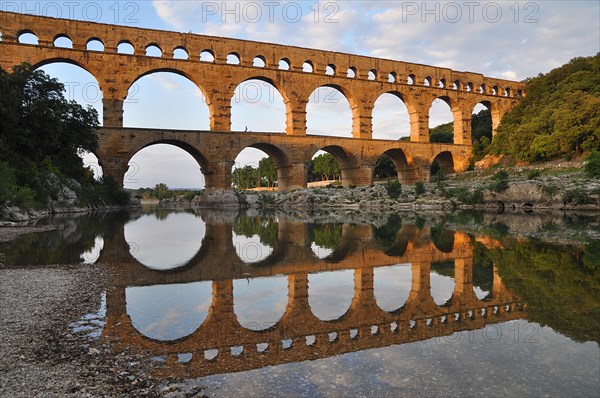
7;0;600;188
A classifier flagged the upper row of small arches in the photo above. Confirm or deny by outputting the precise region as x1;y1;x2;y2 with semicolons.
14;31;522;97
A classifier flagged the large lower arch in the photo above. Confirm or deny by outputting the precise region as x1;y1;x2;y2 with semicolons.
430;151;455;180
233;143;295;190
311;145;365;187
123;69;210;130
230;76;289;133
122;140;207;189
381;148;419;184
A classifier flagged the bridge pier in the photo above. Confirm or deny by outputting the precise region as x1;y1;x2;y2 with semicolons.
103;98;124;128
204;161;234;190
99;156;129;186
277;163;307;190
341;166;374;187
286;100;308;136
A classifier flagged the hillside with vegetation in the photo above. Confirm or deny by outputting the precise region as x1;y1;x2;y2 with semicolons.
491;53;600;162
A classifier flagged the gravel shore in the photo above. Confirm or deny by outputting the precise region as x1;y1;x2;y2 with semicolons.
0;227;196;397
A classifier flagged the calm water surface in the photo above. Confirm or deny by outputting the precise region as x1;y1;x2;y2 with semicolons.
2;208;599;397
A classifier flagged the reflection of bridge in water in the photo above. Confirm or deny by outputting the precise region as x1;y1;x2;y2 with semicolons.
101;216;526;378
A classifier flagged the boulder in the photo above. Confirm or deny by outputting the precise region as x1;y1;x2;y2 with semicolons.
191;189;239;207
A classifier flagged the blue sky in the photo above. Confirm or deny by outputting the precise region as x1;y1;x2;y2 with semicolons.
8;1;599;188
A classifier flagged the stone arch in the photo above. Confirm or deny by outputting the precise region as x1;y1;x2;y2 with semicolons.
306;83;358;138
200;49;215;62
430;226;455;253
31;57;100;84
470;101;494;148
309;223;344;260
116;40;135;54
430;260;456;306
122;139;209;188
229;76;290;133
17;29;38;44
430;151;455;179
124;210;208;271
372;91;416;140
145;43;162;57
125;67;212;123
311;145;361;187
430;95;464;144
53;34;73;48
302;60;314;73
374;263;412;312
233;143;294;190
227;52;241;64
126;280;213;341
326;64;336;75
382;148;418;184
172;46;189;59
86;37;104;51
253;55;266;67
278;58;291;70
308;269;354;321
474;100;502;137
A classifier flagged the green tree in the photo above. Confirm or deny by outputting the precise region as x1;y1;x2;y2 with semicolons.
374;155;396;179
232;165;259;189
312;153;341;181
153;183;170;200
0;63;99;180
258;157;278;187
491;54;600;161
585;151;600;178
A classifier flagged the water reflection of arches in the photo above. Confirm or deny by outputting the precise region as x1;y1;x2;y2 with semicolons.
126;281;212;341
104;259;525;378
98;218;476;283
124;210;206;270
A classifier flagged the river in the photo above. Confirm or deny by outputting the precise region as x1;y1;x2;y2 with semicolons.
1;207;598;397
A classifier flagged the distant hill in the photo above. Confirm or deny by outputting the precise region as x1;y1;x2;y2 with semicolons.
491;53;600;162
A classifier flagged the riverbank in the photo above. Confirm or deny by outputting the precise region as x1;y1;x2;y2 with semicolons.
235;160;600;212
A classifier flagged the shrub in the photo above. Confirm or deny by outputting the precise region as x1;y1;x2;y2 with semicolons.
13;186;37;208
348;183;357;189
584;151;600;178
415;181;426;196
450;188;484;205
102;176;130;206
542;184;560;196
527;169;541;180
0;162;17;204
490;170;509;192
385;179;402;199
563;188;588;205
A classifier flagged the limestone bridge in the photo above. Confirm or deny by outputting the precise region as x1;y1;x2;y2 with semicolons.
0;11;525;188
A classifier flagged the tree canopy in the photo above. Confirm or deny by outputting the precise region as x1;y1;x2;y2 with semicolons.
0;63;99;179
0;63;131;208
491;53;600;161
